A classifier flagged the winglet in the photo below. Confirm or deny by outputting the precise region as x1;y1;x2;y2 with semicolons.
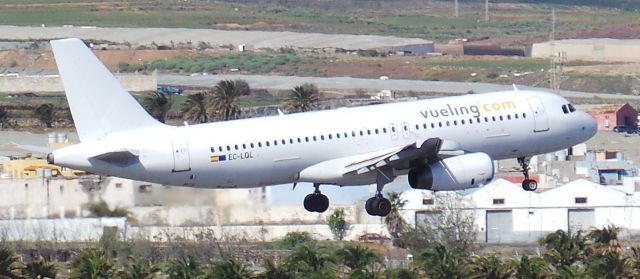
51;38;162;142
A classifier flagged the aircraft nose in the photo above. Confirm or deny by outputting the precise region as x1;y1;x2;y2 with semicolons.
579;111;598;139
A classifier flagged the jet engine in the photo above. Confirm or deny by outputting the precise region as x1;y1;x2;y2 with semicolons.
408;152;494;191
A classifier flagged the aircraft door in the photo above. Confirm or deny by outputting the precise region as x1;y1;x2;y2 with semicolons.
171;132;191;172
527;97;550;132
389;123;399;140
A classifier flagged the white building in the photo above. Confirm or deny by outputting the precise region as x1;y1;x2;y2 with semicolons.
401;178;640;244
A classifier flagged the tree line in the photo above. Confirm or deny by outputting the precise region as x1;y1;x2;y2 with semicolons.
0;79;321;129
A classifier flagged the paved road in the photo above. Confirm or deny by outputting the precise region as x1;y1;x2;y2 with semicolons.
159;74;640;101
0;25;429;50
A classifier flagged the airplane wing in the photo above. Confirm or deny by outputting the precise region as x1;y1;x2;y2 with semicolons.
298;137;464;183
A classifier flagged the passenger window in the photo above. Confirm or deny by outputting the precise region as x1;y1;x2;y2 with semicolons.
515;114;519;119
250;143;254;148
274;140;278;146
289;139;293;144
446;121;450;126
305;137;309;142
461;119;465;125
282;139;286;144
367;130;371;135
242;144;246;149
344;132;348;137
438;122;442;127
219;147;223;152
337;133;341;139
499;116;503;121
492;116;496;122
383;128;387;133
321;135;325;140
359;131;364;136
423;123;427;129
298;138;301;143
391;127;396;132
313;136;317;141
227;146;231;151
210;147;215;152
523;113;527;118
507;115;511;120
431;123;435;128
484;117;489;122
258;142;262;147
375;129;379;134
415;124;419;130
453;120;457;125
328;134;333;139
352;131;356;137
266;141;270;147
234;145;238;150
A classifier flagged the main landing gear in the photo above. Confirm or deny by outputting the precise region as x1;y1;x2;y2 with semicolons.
518;156;538;191
365;166;394;217
303;183;329;213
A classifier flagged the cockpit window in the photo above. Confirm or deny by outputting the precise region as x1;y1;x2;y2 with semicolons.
562;105;569;114
568;104;576;112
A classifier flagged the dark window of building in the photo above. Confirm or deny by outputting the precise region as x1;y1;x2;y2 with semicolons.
575;197;587;204
493;198;505;205
422;198;434;205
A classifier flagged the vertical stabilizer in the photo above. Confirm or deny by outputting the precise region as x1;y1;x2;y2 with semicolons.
51;38;161;142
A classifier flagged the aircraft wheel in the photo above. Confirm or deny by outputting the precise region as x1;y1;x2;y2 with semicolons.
375;198;392;217
317;194;329;213
365;197;377;216
522;179;538;191
303;193;316;212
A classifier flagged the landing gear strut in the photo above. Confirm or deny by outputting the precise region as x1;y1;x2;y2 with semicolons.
303;183;329;213
365;167;394;217
518;157;538;191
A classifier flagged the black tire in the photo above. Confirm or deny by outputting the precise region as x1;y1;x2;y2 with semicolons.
527;180;538;191
365;197;378;216
317;194;329;213
376;198;392;216
303;194;315;212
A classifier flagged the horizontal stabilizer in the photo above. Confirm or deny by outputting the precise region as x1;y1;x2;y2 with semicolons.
10;143;54;154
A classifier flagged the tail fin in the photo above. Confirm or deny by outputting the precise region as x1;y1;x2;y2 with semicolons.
51;38;161;142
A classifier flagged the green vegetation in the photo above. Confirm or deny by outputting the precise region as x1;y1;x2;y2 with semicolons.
2;0;639;42
123;53;325;75
283;83;320;113
327;208;349;241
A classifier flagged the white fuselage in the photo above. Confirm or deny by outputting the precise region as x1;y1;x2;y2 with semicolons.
53;90;597;189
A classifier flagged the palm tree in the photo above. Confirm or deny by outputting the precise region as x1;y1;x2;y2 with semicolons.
209;79;244;121
283;83;320;113
166;256;203;279
256;258;294;279
334;244;382;271
181;92;209;123
383;267;417;279
24;256;57;279
415;245;467;279
118;256;160;279
587;252;626;279
142;92;173;123
204;259;252;279
285;244;337;278
384;192;406;247
513;255;549;279
587;225;622;256
69;248;114;279
538;230;587;270
34;103;54;128
465;255;514;279
0;245;24;279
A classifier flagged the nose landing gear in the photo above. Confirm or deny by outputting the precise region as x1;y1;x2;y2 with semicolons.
518;157;538;191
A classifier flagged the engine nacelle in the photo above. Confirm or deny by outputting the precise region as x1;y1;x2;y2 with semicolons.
408;152;494;191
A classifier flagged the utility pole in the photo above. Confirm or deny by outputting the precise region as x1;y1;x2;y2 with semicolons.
455;0;459;17
485;0;489;21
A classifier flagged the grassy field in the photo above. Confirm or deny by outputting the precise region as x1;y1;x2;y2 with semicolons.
1;1;639;43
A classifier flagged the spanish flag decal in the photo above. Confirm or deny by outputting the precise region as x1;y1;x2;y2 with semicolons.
210;155;226;162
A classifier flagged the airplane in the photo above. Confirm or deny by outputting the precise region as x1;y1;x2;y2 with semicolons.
46;38;597;217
